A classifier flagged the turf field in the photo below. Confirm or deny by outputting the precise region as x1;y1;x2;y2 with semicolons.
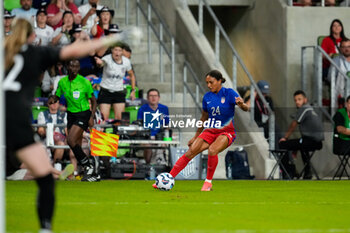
6;180;350;233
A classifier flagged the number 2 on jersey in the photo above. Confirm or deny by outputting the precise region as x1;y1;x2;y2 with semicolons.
211;106;221;116
3;55;23;92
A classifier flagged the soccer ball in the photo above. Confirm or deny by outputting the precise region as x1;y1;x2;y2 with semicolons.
155;172;175;191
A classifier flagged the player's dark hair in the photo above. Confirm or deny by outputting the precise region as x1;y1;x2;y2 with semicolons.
111;41;124;49
293;90;306;97
346;95;350;102
206;70;226;83
147;88;160;97
122;43;132;53
5;18;33;70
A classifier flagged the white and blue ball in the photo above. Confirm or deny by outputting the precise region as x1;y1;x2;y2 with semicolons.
155;172;175;191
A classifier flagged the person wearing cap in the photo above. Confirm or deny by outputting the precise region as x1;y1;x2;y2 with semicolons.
78;0;103;35
4;10;15;36
71;24;86;42
36;95;78;174
245;80;275;139
34;8;54;46
11;0;38;21
91;6;115;38
47;0;81;30
32;0;51;9
52;11;75;46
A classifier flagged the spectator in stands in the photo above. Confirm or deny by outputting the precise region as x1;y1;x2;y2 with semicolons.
4;10;15;36
78;0;103;35
41;62;68;96
122;43;132;59
321;19;347;79
11;0;38;21
71;24;101;77
94;42;136;120
279;90;324;179
328;39;350;102
32;0;51;9
245;80;274;139
325;0;336;6
137;88;170;164
300;0;313;6
333;95;350;155
72;0;88;7
95;24;123;57
91;6;115;38
37;95;78;172
47;0;81;30
52;11;75;46
33;8;54;46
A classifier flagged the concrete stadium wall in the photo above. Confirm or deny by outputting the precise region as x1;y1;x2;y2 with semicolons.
189;0;350;177
151;0;350;178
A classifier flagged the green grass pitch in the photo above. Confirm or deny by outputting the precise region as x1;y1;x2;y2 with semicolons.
6;180;350;233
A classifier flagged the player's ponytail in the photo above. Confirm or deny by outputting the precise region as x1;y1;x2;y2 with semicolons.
5;18;33;70
206;70;226;83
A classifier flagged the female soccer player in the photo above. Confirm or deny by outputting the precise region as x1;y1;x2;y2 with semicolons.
55;59;98;182
153;70;248;191
4;18;126;233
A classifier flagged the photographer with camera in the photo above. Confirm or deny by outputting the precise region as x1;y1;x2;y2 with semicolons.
137;89;170;164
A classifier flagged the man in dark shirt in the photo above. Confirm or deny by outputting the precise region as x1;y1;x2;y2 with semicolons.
333;95;350;155
279;90;324;179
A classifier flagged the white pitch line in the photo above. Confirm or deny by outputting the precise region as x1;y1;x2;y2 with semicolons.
7;228;350;233
8;201;350;206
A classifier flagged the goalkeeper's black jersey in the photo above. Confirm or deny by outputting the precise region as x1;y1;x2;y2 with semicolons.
5;45;61;151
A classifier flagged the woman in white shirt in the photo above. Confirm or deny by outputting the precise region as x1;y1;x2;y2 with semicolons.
95;42;136;120
52;11;75;46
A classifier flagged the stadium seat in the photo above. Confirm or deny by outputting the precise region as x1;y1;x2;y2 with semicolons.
317;35;326;46
125;85;139;99
268;149;292;180
298;150;320;180
333;153;350;180
125;106;140;124
32;106;48;121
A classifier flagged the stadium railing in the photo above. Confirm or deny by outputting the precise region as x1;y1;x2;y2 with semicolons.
285;0;350;6
135;0;206;141
135;0;176;102
32;123;180;150
301;45;350;118
196;0;276;151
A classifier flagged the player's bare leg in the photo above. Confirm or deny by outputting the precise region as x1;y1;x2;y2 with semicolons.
153;138;209;189
201;135;229;191
17;143;55;232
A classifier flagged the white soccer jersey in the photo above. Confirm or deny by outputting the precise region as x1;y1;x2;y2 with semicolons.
100;55;132;92
53;27;72;46
34;25;54;46
78;3;103;35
